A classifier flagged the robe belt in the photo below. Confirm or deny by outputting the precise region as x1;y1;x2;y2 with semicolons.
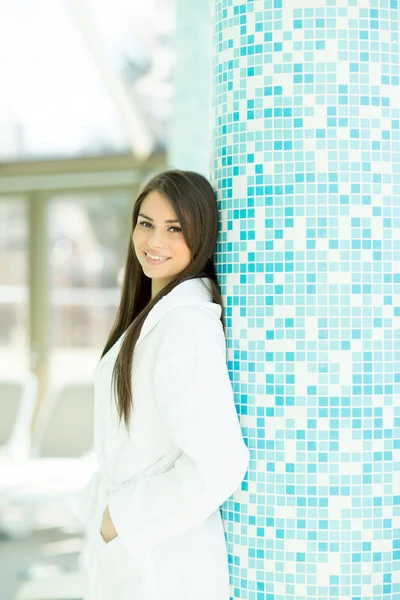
98;473;124;495
97;455;177;497
98;472;140;495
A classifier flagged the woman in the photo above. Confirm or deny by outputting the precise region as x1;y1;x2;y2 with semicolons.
81;169;250;600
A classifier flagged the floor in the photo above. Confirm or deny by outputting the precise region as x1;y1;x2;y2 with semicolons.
0;526;84;600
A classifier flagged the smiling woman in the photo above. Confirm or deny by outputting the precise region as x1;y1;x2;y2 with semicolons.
81;169;249;600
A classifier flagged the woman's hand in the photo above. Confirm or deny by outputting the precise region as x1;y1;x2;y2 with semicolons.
100;505;118;543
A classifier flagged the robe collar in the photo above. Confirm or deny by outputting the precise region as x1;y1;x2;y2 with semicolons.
137;277;221;346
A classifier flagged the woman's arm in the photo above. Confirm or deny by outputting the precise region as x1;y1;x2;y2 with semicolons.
107;338;249;560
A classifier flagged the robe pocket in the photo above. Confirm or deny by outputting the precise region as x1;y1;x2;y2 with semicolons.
96;534;132;578
97;537;161;599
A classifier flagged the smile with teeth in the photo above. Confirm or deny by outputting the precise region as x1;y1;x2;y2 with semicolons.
144;251;170;262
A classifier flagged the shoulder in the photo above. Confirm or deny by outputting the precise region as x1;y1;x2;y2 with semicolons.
155;305;226;364
161;304;220;328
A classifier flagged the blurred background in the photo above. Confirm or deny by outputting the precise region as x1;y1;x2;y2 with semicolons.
0;0;211;598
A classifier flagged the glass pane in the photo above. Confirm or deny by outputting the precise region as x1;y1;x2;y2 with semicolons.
0;0;175;161
49;190;133;385
0;197;29;376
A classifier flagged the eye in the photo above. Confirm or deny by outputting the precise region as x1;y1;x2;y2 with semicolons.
139;221;181;233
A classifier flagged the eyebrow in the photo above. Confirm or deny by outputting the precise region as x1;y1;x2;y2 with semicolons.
138;213;180;224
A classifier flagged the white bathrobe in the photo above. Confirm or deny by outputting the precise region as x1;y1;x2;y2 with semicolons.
80;276;250;600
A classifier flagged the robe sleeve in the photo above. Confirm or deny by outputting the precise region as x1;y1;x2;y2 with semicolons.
107;340;249;559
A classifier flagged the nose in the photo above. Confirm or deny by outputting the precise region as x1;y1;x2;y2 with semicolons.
147;228;166;248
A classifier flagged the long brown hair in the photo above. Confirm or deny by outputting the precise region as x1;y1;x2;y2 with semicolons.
99;169;225;429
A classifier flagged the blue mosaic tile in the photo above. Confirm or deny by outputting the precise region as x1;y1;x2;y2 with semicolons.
211;0;400;598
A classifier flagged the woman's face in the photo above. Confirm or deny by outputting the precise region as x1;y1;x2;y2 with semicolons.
132;190;192;296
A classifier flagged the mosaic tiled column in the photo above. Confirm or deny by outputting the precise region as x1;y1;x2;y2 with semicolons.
211;1;400;599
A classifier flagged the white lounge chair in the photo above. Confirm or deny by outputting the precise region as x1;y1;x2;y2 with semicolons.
0;373;38;460
0;380;97;539
31;380;95;459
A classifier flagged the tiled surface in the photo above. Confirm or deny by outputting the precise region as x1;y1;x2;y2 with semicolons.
211;1;400;598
